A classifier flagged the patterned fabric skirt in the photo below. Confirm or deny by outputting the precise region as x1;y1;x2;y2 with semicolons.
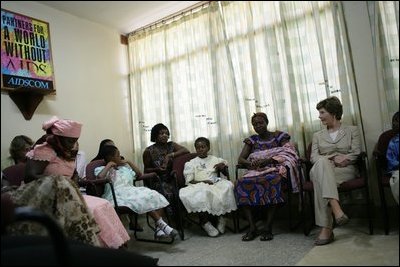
7;175;100;246
234;171;286;206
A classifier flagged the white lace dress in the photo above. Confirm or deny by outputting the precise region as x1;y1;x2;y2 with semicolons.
179;155;237;215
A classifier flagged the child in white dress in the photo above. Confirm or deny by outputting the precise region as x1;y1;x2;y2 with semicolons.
94;145;177;239
179;137;237;237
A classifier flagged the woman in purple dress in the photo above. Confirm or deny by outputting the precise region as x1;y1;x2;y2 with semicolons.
235;112;298;242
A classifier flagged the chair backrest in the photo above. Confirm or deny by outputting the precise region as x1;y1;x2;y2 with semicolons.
172;153;197;188
84;160;106;196
306;143;312;161
2;162;26;186
85;160;106;180
374;129;396;177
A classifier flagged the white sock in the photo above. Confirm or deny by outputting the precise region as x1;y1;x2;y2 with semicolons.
156;218;174;235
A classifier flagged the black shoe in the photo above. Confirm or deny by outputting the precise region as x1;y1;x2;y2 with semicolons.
241;230;259;241
259;230;273;241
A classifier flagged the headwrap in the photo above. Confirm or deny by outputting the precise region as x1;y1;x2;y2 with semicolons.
42;116;82;138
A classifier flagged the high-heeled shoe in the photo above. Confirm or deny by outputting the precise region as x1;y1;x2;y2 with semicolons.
335;214;349;226
314;232;334;246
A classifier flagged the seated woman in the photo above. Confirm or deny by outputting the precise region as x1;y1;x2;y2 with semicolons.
95;145;177;239
386;111;399;205
23;116;130;248
1;135;33;171
143;123;190;217
91;139;116;162
6;118;99;246
234;112;298;242
310;96;361;245
179;137;237;237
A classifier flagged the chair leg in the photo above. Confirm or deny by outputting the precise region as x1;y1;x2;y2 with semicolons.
225;210;239;233
365;188;374;235
232;210;239;233
380;186;389;235
288;190;292;231
376;180;389;235
300;190;310;236
303;191;314;236
172;194;185;241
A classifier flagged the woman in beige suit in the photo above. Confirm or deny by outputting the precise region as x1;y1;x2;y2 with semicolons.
310;96;361;245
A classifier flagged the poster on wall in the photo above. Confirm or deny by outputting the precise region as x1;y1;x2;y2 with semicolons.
1;9;56;93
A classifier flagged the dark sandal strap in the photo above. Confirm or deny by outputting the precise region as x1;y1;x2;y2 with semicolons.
242;230;258;241
260;231;273;241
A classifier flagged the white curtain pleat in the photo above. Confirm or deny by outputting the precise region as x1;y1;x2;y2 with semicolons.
368;1;399;130
128;1;365;178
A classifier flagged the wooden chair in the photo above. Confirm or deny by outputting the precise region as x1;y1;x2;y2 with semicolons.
299;143;373;236
80;160;175;244
373;129;397;235
171;153;238;240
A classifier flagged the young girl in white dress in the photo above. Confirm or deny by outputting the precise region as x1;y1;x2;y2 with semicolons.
94;145;177;239
179;137;237;237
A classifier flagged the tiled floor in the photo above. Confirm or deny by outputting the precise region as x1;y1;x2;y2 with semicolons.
296;219;399;266
125;217;399;266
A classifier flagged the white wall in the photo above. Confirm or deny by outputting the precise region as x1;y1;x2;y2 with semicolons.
1;1;134;162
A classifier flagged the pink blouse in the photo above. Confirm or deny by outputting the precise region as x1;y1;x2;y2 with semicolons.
26;143;75;177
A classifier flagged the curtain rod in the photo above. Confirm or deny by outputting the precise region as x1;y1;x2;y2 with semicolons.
129;1;213;36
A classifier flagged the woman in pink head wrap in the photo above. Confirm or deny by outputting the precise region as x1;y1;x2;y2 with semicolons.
25;116;83;183
8;116;130;248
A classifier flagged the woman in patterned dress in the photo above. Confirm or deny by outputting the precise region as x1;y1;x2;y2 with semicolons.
235;112;298;242
142;123;190;218
21;116;130;248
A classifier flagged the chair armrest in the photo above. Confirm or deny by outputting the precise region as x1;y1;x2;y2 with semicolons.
135;173;164;193
220;166;230;180
78;178;111;186
297;157;313;185
235;164;247;181
136;172;158;181
169;169;185;190
236;164;247;170
1;196;71;265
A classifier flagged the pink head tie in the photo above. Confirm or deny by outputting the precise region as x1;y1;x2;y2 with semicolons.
42;116;82;138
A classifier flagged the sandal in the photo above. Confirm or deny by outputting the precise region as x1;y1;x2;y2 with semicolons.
241;230;259;241
260;231;273;241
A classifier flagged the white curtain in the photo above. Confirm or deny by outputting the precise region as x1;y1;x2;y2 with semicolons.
368;1;399;130
128;1;363;179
